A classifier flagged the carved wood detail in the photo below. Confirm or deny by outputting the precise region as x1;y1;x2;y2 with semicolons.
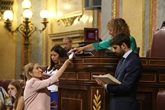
57;57;165;110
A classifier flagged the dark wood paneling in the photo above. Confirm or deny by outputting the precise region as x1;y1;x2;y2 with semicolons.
58;57;165;110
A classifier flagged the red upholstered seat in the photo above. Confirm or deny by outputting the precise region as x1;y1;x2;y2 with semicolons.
148;27;165;58
157;90;165;110
0;79;24;92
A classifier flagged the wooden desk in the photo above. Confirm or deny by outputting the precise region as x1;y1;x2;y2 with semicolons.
58;57;165;110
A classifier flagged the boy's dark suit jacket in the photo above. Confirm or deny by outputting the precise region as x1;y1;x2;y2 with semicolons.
107;52;142;110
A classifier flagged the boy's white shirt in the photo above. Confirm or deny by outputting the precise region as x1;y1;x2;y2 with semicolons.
47;69;59;92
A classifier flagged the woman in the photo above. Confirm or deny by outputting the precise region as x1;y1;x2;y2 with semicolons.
47;45;68;75
23;56;72;110
46;45;68;110
7;81;24;110
70;18;138;54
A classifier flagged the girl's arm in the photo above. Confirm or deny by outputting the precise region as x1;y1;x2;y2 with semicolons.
15;97;24;110
6;106;12;110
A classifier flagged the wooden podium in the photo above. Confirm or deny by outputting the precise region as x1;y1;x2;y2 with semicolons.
58;56;165;110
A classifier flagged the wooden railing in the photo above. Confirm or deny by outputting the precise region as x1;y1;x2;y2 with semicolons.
57;56;165;110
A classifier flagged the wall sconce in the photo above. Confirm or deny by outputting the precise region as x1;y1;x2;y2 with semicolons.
0;0;14;21
3;0;49;65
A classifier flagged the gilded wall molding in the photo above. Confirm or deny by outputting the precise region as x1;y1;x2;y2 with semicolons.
57;15;82;27
112;0;117;18
149;0;153;47
56;0;83;27
142;0;145;56
42;0;48;66
93;89;102;110
49;30;84;40
149;0;157;46
42;31;48;66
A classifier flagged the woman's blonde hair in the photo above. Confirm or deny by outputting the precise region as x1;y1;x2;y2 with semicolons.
107;18;130;36
24;62;36;80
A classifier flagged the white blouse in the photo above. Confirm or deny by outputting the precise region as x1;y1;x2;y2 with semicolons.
46;69;59;92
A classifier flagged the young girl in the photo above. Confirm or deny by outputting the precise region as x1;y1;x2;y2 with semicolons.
7;81;24;110
46;45;68;91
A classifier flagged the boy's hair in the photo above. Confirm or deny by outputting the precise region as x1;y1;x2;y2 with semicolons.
110;32;130;48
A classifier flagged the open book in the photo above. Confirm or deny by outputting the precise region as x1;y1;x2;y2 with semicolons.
93;74;121;84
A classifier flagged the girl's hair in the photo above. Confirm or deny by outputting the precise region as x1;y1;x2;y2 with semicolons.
107;18;130;36
24;62;37;80
9;81;23;109
48;45;67;71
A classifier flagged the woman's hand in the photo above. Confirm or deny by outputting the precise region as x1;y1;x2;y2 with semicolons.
68;47;83;54
66;57;73;65
6;106;13;110
50;101;58;108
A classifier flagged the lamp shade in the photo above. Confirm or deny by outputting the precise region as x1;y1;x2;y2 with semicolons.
23;9;33;18
3;10;13;20
40;10;49;18
22;0;31;8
